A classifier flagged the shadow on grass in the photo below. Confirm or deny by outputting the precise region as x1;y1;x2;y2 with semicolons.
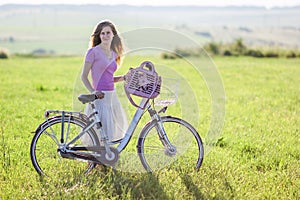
34;165;170;199
112;171;171;199
35;166;210;199
180;173;206;200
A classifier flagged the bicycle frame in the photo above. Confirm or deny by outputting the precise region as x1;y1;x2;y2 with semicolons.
116;98;149;151
117;98;175;154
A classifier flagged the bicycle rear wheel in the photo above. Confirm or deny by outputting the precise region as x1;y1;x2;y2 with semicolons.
30;115;99;177
138;116;204;173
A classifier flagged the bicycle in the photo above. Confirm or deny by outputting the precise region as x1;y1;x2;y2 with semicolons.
30;61;204;177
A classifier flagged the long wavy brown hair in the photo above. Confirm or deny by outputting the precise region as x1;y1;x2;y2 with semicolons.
89;20;123;65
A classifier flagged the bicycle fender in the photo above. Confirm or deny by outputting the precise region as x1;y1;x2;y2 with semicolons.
34;115;75;134
34;116;59;134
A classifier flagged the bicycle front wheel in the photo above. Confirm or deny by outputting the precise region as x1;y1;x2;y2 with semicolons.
138;116;204;173
30;115;99;177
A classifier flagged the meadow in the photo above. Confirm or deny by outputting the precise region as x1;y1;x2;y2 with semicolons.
0;55;299;199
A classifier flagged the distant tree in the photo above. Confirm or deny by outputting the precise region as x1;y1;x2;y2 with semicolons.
265;51;279;58
286;51;296;58
0;48;9;59
245;49;264;58
174;48;191;57
232;38;247;55
204;42;220;55
223;50;232;56
161;52;177;59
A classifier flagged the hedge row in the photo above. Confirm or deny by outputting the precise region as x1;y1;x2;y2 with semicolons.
161;39;300;59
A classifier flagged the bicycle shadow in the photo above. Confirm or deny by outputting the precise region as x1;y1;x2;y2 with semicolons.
111;171;172;200
36;167;205;199
111;170;207;200
179;173;206;200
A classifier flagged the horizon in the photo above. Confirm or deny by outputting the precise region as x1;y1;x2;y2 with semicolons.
1;0;300;54
1;0;300;9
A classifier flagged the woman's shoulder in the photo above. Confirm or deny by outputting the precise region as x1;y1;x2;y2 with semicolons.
86;46;101;57
86;46;97;53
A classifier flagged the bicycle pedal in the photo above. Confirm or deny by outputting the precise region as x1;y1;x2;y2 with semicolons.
98;147;120;166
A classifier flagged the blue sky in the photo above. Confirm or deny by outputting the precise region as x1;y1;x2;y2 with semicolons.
1;0;300;8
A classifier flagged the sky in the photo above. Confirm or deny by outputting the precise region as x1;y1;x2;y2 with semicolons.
1;0;300;8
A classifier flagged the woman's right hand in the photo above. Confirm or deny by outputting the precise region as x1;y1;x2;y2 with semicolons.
93;90;105;99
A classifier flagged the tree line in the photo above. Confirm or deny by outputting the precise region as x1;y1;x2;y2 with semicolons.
161;38;300;59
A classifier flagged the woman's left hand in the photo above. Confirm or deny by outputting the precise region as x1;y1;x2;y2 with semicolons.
93;90;105;99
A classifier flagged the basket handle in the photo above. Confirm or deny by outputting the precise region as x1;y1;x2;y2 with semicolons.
139;61;155;73
125;88;148;109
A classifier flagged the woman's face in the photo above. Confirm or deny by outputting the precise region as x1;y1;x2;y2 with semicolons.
100;26;114;46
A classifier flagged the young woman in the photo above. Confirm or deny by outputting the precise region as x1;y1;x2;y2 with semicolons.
81;20;127;142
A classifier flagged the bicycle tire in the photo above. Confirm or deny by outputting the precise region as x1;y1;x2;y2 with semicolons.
30;115;99;177
137;116;204;172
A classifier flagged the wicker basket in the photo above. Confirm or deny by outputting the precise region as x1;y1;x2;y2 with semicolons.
124;61;161;108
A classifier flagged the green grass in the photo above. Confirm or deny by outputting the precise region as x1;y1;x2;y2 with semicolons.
0;55;299;199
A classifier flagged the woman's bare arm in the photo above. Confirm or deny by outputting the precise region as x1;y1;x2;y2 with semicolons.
81;61;94;93
114;75;125;82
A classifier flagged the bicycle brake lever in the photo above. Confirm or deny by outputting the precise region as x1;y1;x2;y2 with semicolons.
158;106;168;114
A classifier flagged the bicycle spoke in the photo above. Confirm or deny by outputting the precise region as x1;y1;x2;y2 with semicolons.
143;145;165;151
44;130;59;145
138;116;203;172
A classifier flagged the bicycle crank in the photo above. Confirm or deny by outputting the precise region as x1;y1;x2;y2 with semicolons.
58;147;119;167
58;149;103;164
98;147;119;166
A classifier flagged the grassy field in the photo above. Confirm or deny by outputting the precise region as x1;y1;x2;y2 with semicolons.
0;55;299;199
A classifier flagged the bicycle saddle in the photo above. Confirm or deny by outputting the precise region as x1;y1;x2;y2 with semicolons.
78;94;97;104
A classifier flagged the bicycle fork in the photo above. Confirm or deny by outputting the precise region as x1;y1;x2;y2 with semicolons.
149;109;177;156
